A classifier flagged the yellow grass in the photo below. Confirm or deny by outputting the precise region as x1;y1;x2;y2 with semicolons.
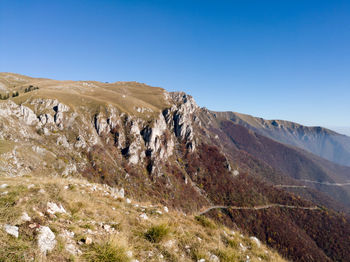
0;175;288;262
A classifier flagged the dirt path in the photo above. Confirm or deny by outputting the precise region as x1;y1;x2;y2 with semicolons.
274;185;308;188
298;179;350;186
198;204;319;216
274;179;350;189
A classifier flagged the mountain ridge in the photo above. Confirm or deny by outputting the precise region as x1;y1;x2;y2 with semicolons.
215;111;350;167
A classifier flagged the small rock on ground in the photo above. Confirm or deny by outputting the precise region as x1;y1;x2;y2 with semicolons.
4;224;19;238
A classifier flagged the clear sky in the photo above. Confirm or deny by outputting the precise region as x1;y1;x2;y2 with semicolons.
1;0;349;134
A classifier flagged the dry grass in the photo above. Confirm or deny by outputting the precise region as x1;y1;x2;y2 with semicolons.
0;140;14;154
0;72;169;117
0;175;287;261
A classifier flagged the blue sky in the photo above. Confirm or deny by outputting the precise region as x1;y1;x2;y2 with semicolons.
1;0;349;134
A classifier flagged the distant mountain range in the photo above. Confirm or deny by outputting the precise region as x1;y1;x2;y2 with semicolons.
328;126;350;137
216;111;350;167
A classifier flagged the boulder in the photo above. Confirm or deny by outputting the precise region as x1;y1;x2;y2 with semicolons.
37;226;56;254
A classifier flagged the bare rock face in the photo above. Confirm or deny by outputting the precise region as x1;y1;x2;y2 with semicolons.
19;105;38;125
94;113;110;136
163;92;199;151
0;100;38;126
0;87;201;178
53;102;69;129
142;113;174;160
39;114;54;126
127;120;143;165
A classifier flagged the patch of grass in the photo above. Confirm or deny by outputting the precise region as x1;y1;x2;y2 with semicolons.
81;223;95;230
0;140;14;154
195;215;216;229
215;249;242;262
0;190;22;223
189;243;208;261
69;201;84;215
0;232;31;262
83;242;130;262
144;224;170;243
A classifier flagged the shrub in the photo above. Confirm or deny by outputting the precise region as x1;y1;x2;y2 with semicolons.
195;215;216;229
83;242;130;262
144;224;169;243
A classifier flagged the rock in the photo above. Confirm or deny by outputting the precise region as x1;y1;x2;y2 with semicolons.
168;92;198;151
126;250;133;258
164;206;169;213
139;213;149;220
233;170;239;176
33;207;45;217
85;236;93;245
38;189;45;194
239;243;247;252
47;202;67;215
1;191;8;195
0;184;8;189
94;114;110;136
39;114;54;126
56;103;69;113
117;188;124;199
20;212;31;222
66;243;81;255
57;135;70;148
141;113;173;160
198;259;206;262
102;224;112;232
4;224;19;238
155;210;162;215
62;163;77;176
126;198;131;204
209;254;220;262
29;223;37;229
27;184;35;189
19;105;38;125
37;226;56;254
250;236;261;248
164;239;175;249
74;135;86;148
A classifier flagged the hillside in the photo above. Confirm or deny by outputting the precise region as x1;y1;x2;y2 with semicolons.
211;119;350;210
216;111;350;167
1;73;350;261
0;175;285;262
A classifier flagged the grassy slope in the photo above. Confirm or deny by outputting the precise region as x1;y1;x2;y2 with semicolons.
0;175;286;262
0;72;169;117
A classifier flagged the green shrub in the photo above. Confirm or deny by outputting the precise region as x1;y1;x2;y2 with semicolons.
83;242;130;262
144;224;169;243
195;215;216;229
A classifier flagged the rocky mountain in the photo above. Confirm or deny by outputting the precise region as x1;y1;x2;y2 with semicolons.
217;111;350;167
1;73;350;262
